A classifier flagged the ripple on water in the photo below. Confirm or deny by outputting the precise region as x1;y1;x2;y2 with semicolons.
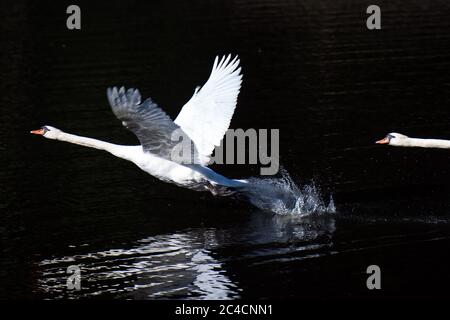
37;231;240;299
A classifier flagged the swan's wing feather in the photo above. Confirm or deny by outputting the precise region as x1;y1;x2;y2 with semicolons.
107;86;199;163
174;55;242;165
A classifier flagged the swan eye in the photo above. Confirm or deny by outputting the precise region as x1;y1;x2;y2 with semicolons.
387;134;395;140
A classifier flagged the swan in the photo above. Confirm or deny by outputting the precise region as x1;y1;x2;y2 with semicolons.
30;55;249;195
376;133;450;149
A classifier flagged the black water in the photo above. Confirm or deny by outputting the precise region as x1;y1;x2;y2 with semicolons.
1;0;450;299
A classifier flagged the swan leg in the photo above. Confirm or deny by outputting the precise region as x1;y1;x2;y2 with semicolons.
204;181;236;197
205;182;219;196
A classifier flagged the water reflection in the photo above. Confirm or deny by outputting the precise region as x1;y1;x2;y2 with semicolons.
225;213;337;268
38;229;239;299
36;212;336;299
248;212;336;243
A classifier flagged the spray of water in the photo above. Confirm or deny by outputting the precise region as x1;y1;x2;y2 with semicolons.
237;169;336;216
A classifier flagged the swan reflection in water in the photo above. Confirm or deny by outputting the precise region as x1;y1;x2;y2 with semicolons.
36;212;336;299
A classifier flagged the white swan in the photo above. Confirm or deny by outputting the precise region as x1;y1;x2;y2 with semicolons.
376;133;450;149
31;55;248;195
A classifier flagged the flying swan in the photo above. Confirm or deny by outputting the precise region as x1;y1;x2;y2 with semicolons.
31;55;250;195
376;133;450;149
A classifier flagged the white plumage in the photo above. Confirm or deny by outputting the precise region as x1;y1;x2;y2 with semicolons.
175;55;242;165
31;55;248;195
376;132;450;149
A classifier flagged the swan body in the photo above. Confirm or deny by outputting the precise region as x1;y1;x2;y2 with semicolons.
376;132;450;149
31;55;248;194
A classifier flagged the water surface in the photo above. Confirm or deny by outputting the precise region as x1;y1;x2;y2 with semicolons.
1;0;450;299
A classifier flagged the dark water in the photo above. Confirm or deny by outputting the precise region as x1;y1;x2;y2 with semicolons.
1;0;450;299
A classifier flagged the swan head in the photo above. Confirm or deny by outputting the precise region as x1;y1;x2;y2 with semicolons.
30;125;62;139
375;132;409;146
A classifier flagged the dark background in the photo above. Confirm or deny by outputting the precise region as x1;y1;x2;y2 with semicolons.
1;0;449;299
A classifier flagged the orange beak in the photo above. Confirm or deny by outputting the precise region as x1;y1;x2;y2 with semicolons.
375;137;390;144
30;128;45;135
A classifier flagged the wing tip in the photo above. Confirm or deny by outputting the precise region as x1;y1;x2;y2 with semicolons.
214;54;240;71
107;86;142;108
208;57;241;88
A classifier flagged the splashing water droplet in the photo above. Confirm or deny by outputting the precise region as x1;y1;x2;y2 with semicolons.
238;169;335;216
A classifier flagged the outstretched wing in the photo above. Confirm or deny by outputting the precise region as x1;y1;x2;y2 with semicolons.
174;55;242;165
107;87;199;164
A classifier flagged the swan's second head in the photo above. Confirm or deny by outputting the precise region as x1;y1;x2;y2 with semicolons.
375;132;409;146
30;126;61;139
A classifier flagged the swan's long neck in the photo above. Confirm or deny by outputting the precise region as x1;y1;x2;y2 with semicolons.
400;138;450;149
51;131;131;159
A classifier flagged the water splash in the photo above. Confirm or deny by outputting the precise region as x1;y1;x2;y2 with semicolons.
238;169;336;216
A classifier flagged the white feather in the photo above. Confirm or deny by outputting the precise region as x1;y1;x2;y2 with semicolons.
174;55;243;165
